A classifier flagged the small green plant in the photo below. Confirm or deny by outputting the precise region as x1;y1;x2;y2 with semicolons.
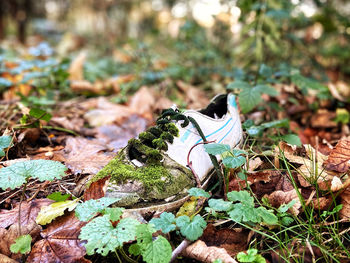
10;234;32;254
237;249;266;263
76;198;174;263
0;135;12;158
0;159;67;256
208;191;278;226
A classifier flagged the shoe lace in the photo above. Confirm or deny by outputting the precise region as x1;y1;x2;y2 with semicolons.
139;108;223;187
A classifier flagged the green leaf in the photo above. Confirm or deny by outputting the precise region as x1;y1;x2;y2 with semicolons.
142;236;172;263
256;207;278;225
29;108;52;122
228;203;260;223
150;212;176;234
103;207;124;222
278;200;297;213
176;215;206;241
223;156;246;168
237;249;260;262
213;260;224;263
238;87;262;113
188;187;210;198
47;192;71;202
79;215;140;256
254;84;279;96
232;149;248;157
280;134;301;146
75;197;121;222
204;143;231;155
281;216;294;226
227;191;254;206
208;199;234;211
135;224;172;263
259;64;273;78
0;135;12;157
0;160;67;190
334;108;350;124
129;243;141;256
10;234;32;254
36;199;79;225
227;80;251;90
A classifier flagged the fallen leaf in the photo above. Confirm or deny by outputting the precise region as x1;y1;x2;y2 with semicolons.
0;254;17;263
129;86;155;120
27;212;88;263
324;139;350;173
310;109;337;128
60;137;115;175
0;221;41;260
68;51;86;81
200;224;248;256
183;240;238;263
177;80;209;109
267;189;302;216
84;97;134;126
339;187;350;219
36;199;80;225
50;116;84;132
83;177;109;201
0;199;53;229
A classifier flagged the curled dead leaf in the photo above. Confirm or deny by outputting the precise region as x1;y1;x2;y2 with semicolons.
183;240;238;263
267;189;301;216
324;139;350;173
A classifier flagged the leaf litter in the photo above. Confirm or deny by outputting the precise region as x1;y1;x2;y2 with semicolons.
0;42;350;263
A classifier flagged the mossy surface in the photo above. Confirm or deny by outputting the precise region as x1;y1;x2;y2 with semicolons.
90;138;194;202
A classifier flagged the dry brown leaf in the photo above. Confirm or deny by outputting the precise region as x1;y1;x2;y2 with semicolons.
50;116;84;132
154;96;173;111
70;80;99;93
0;221;41;260
324;139;350;173
83;177;109;201
339;187;350;219
60;137;115;175
84;97;134;126
328;81;350;102
177;80;210;109
310;109;337;128
0;199;53;229
183;240;237;263
200;224;248;256
105;75;135;93
246;157;263;172
68;51;86;81
27;212;88;263
129;86;155;120
0;254;17;263
267;189;302;216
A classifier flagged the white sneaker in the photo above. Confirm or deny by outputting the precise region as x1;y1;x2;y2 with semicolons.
90;93;242;212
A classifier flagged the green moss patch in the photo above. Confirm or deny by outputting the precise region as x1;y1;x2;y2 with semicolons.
90;138;194;202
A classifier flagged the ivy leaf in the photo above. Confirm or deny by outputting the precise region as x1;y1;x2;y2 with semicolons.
176;215;207;241
150;212;176;234
0;135;12;157
227;191;254;206
204;143;231;155
228;203;260;223
79;215;140;256
227;80;251;90
280;134;301;146
142;236;172;263
223;156;246;168
29;108;52;122
238;87;262;113
0;160;67;190
254;84;279;96
36;199;79;225
103;207;124;222
75;197;120;222
208;199;234;211
188;187;210;198
237;249;258;262
256;207;278;225
10;234;32;254
47;192;71;202
278;200;297;213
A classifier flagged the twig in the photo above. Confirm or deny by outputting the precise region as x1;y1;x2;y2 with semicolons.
171;239;192;262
